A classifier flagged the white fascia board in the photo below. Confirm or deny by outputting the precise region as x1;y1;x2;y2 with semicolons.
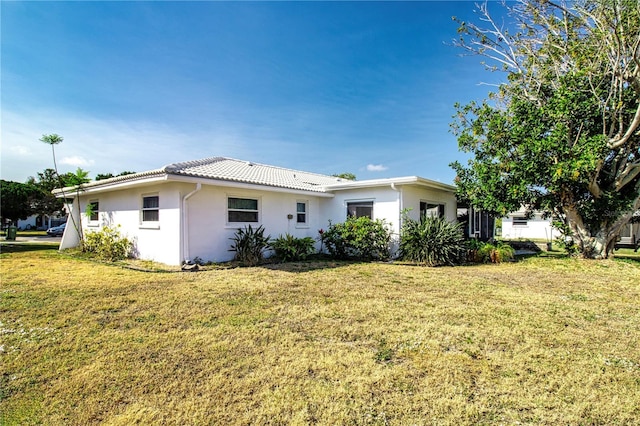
165;174;336;198
52;175;169;198
324;176;456;192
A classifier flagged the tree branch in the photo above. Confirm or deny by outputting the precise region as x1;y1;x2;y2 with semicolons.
608;101;640;149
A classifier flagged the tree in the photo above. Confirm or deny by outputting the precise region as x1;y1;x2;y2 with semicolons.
450;0;640;259
27;170;63;218
39;134;90;243
0;180;40;225
332;173;356;180
95;171;136;181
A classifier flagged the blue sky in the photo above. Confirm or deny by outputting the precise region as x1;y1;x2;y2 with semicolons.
1;1;504;184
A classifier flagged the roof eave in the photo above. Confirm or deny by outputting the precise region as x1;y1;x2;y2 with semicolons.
52;172;168;197
324;176;456;192
165;174;335;197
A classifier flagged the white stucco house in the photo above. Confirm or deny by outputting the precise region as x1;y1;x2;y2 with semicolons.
500;208;559;241
54;157;457;265
500;207;639;249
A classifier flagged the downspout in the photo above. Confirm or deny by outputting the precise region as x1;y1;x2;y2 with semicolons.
182;183;202;263
390;183;402;230
390;183;402;258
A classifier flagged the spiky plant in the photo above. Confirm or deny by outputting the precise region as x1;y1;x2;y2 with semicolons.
399;215;466;266
229;225;271;266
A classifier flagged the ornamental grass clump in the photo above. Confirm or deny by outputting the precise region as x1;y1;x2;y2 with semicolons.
229;225;271;266
399;215;466;266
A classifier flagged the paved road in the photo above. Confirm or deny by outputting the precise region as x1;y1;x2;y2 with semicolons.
3;235;62;244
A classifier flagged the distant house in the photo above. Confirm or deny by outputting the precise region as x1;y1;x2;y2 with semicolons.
617;212;640;250
501;207;639;250
500;208;559;241
17;214;66;231
54;157;457;265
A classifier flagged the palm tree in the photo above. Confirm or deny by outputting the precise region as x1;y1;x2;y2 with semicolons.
39;134;87;244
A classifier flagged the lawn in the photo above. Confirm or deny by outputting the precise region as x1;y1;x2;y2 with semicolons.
1;246;639;425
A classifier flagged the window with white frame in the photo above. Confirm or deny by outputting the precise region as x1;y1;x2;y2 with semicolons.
347;201;373;219
296;201;308;224
141;195;159;222
420;201;445;218
87;200;99;222
228;197;259;223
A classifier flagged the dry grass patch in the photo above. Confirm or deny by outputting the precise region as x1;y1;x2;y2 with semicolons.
1;246;639;425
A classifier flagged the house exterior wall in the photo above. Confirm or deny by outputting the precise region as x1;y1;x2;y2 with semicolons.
76;182;183;265
318;184;457;256
65;179;457;265
184;185;326;263
319;186;402;234
400;185;458;223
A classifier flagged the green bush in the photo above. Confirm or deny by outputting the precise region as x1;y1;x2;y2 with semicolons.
229;225;271;266
271;234;316;262
322;216;391;261
399;215;467;266
83;225;134;262
477;240;516;263
551;219;579;255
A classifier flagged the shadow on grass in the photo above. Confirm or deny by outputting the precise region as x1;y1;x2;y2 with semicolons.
260;259;360;273
518;249;640;264
0;243;59;254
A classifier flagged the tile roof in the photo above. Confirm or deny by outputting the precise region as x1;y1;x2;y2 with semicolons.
164;157;343;192
54;156;455;195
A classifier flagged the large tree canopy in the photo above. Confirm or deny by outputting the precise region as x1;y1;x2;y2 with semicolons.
25;168;93;217
0;180;41;225
450;0;640;258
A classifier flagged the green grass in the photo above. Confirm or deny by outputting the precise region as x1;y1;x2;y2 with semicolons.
1;245;639;424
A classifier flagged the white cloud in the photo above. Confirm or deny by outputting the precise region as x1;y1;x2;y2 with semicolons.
60;156;94;167
366;163;388;172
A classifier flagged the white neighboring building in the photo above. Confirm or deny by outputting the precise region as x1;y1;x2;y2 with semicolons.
501;208;559;241
17;214;66;231
54;157;457;265
501;207;639;249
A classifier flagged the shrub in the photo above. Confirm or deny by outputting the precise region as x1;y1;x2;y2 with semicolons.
399;215;467;266
270;234;316;262
83;225;134;262
322;216;391;261
466;237;484;263
552;219;579;255
477;240;516;263
229;225;271;266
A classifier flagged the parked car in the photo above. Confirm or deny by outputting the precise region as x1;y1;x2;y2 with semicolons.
46;223;66;237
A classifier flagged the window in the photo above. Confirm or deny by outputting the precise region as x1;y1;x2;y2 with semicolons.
228;197;259;223
420;202;445;218
87;201;99;222
142;195;159;222
347;201;373;219
512;216;528;226
296;201;307;224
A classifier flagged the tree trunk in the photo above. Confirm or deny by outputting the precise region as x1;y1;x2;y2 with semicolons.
563;204;620;259
576;233;616;259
